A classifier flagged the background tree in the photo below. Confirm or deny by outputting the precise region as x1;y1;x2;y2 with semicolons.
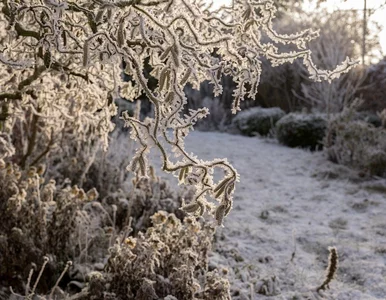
292;8;380;114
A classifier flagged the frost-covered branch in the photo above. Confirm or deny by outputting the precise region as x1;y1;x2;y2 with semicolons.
0;0;358;225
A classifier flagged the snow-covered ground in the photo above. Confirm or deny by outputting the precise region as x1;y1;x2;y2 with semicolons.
160;131;386;300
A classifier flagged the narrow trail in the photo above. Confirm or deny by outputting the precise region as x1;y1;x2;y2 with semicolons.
182;131;386;300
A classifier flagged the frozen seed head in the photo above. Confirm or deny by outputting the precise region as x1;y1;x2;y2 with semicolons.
70;185;79;196
77;189;86;200
166;214;179;227
0;159;5;169
19;181;28;189
37;164;46;175
124;237;137;249
28;166;37;177
317;246;338;292
151;211;168;225
11;227;23;236
19;189;27;199
86;188;99;201
104;227;114;234
87;271;104;281
6;163;13;175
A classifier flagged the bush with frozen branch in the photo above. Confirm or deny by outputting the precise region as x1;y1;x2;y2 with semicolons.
0;0;357;225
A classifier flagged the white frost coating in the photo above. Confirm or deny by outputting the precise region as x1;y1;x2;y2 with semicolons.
0;0;358;224
157;131;386;299
233;107;284;122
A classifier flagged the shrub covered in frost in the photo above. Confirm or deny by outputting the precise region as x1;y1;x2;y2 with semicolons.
85;211;231;300
276;113;327;150
325;105;386;177
231;107;285;136
0;160;194;297
0;161;105;295
106;173;191;235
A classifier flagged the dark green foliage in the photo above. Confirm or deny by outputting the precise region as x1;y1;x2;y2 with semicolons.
276;113;327;150
232;107;285;136
354;111;382;128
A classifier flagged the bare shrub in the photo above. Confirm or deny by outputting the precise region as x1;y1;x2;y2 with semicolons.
290;9;375;114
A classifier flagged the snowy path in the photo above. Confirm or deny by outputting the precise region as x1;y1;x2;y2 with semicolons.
179;131;386;300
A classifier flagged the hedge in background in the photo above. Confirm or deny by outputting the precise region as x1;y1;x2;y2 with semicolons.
232;107;285;136
276;113;327;150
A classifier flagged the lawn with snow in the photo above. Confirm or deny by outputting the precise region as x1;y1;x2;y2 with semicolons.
154;131;386;300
